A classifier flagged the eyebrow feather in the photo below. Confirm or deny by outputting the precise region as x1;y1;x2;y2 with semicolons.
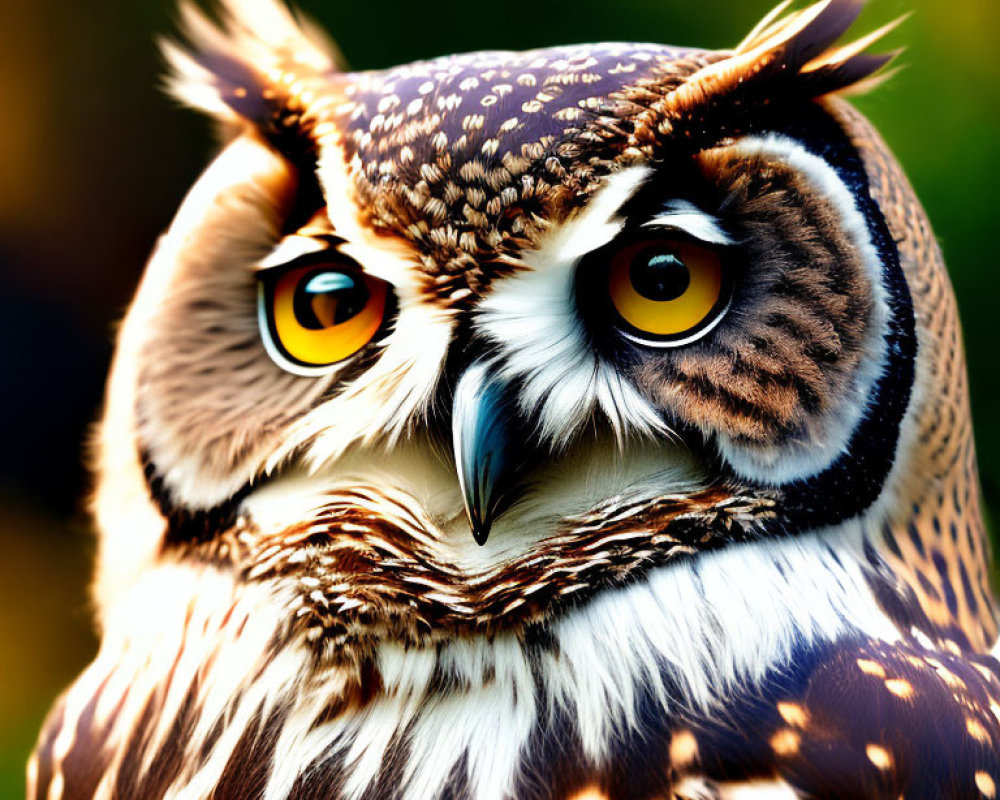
641;201;734;246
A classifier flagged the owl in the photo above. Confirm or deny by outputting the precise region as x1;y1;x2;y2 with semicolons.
28;0;1000;797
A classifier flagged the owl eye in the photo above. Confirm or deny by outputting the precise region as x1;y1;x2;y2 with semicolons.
258;261;389;372
607;235;730;347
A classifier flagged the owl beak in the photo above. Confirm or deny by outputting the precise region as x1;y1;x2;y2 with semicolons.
452;362;523;546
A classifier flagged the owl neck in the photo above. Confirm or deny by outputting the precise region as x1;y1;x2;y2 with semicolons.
823;99;998;656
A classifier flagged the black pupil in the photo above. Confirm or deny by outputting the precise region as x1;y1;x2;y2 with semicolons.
629;249;690;302
293;269;369;329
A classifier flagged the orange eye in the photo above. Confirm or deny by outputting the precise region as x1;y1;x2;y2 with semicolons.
607;236;729;346
259;262;389;372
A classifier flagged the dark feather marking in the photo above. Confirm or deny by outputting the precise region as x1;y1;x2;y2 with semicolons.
31;678;119;800
931;549;961;617
435;754;473;800
286;746;349;800
113;692;161;797
212;705;288;800
359;721;415;800
960;561;981;615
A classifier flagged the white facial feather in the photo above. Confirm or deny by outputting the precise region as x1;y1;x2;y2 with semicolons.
643;199;735;246
476;167;668;448
262;297;454;474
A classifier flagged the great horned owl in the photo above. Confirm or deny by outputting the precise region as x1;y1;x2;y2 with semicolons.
30;0;1000;798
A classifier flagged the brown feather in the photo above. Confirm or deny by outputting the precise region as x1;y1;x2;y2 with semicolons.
646;0;901;139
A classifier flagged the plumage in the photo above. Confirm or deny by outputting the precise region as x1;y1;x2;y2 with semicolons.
29;1;1000;798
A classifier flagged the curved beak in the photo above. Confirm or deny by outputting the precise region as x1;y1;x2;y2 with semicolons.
452;362;525;545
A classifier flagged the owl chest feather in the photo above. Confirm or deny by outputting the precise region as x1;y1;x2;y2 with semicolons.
34;526;906;800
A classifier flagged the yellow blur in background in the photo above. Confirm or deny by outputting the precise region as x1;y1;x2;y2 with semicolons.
0;0;997;796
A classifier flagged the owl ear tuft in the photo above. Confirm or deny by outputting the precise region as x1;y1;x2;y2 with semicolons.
655;0;902;133
734;0;903;93
160;0;342;143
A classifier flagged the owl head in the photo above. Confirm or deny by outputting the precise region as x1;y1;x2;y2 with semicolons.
90;0;974;654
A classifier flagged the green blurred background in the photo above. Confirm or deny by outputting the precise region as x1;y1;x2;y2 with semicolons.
0;0;996;795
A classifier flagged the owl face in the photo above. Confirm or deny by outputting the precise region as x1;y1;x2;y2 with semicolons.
96;0;913;642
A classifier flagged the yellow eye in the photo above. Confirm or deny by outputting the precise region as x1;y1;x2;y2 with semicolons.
607;236;728;346
259;262;389;372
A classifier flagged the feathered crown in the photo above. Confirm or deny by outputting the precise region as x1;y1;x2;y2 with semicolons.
162;0;902;156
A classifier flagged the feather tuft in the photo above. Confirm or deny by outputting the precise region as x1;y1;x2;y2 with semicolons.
657;0;902;130
161;0;341;130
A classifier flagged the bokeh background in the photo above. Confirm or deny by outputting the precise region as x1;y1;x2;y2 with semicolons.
0;0;997;794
